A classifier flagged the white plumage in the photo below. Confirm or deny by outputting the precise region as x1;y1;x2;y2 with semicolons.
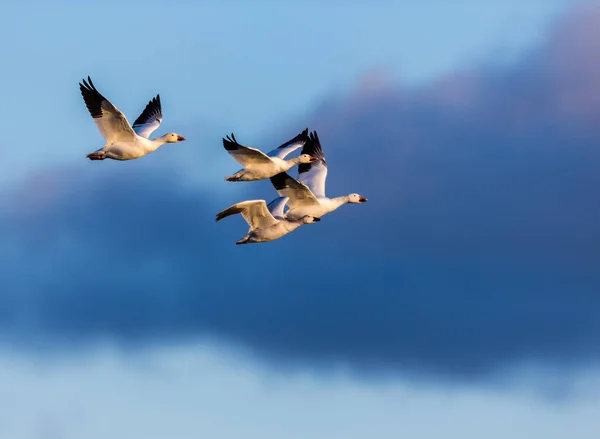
215;198;319;244
269;131;368;221
222;128;316;181
79;76;186;161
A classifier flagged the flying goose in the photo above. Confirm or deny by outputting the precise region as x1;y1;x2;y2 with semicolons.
79;76;186;160
222;128;316;181
216;198;320;244
269;130;367;221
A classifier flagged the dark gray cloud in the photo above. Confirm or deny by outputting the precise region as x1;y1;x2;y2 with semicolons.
2;5;600;381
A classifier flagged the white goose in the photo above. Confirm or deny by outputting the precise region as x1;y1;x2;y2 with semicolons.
269;130;368;221
79;76;186;160
222;128;316;181
216;197;320;244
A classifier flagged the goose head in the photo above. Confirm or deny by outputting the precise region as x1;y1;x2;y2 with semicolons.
348;193;368;203
164;133;187;143
300;215;321;224
297;154;318;164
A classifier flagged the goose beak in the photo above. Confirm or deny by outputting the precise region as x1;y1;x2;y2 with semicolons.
313;217;321;222
177;135;186;141
309;156;318;162
358;196;368;202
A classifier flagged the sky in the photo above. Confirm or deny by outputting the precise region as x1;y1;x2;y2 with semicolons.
1;1;600;438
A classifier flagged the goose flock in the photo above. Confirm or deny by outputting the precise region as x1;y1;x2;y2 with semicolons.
79;76;368;244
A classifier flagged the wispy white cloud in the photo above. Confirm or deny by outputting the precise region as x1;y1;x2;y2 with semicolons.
1;345;599;439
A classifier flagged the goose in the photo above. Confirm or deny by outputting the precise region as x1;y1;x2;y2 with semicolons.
216;197;320;244
222;128;317;181
79;76;186;160
269;130;367;221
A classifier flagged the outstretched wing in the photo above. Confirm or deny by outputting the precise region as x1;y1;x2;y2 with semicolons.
270;172;319;209
79;76;136;142
267;196;289;220
298;130;328;197
216;199;278;229
132;94;162;138
267;128;310;159
222;133;273;167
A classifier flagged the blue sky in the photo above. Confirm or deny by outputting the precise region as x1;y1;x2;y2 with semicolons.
2;1;600;438
0;0;569;184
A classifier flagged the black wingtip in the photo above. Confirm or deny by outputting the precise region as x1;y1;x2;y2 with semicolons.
270;172;289;191
215;209;228;222
222;133;239;151
79;75;106;119
132;93;163;127
276;127;310;150
309;130;320;145
298;130;327;174
83;75;96;91
80;76;91;91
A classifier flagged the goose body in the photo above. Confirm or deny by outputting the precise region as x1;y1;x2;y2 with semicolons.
79;76;186;161
216;198;320;244
270;131;367;221
222;129;316;181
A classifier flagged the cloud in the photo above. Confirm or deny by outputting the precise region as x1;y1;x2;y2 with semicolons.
2;4;600;382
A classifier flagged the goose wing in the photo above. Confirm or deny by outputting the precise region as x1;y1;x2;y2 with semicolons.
298;130;328;198
270;172;320;209
132;94;162;138
267;128;309;159
216;200;279;229
222;133;273;166
267;196;289;220
79;76;136;142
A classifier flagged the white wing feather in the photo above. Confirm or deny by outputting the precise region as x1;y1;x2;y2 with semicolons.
132;95;163;138
267;196;289;220
297;131;328;198
79;76;136;143
216;200;279;230
270;173;320;209
267;128;309;159
222;134;273;167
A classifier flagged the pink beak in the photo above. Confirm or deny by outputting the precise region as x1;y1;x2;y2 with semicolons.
177;135;186;141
